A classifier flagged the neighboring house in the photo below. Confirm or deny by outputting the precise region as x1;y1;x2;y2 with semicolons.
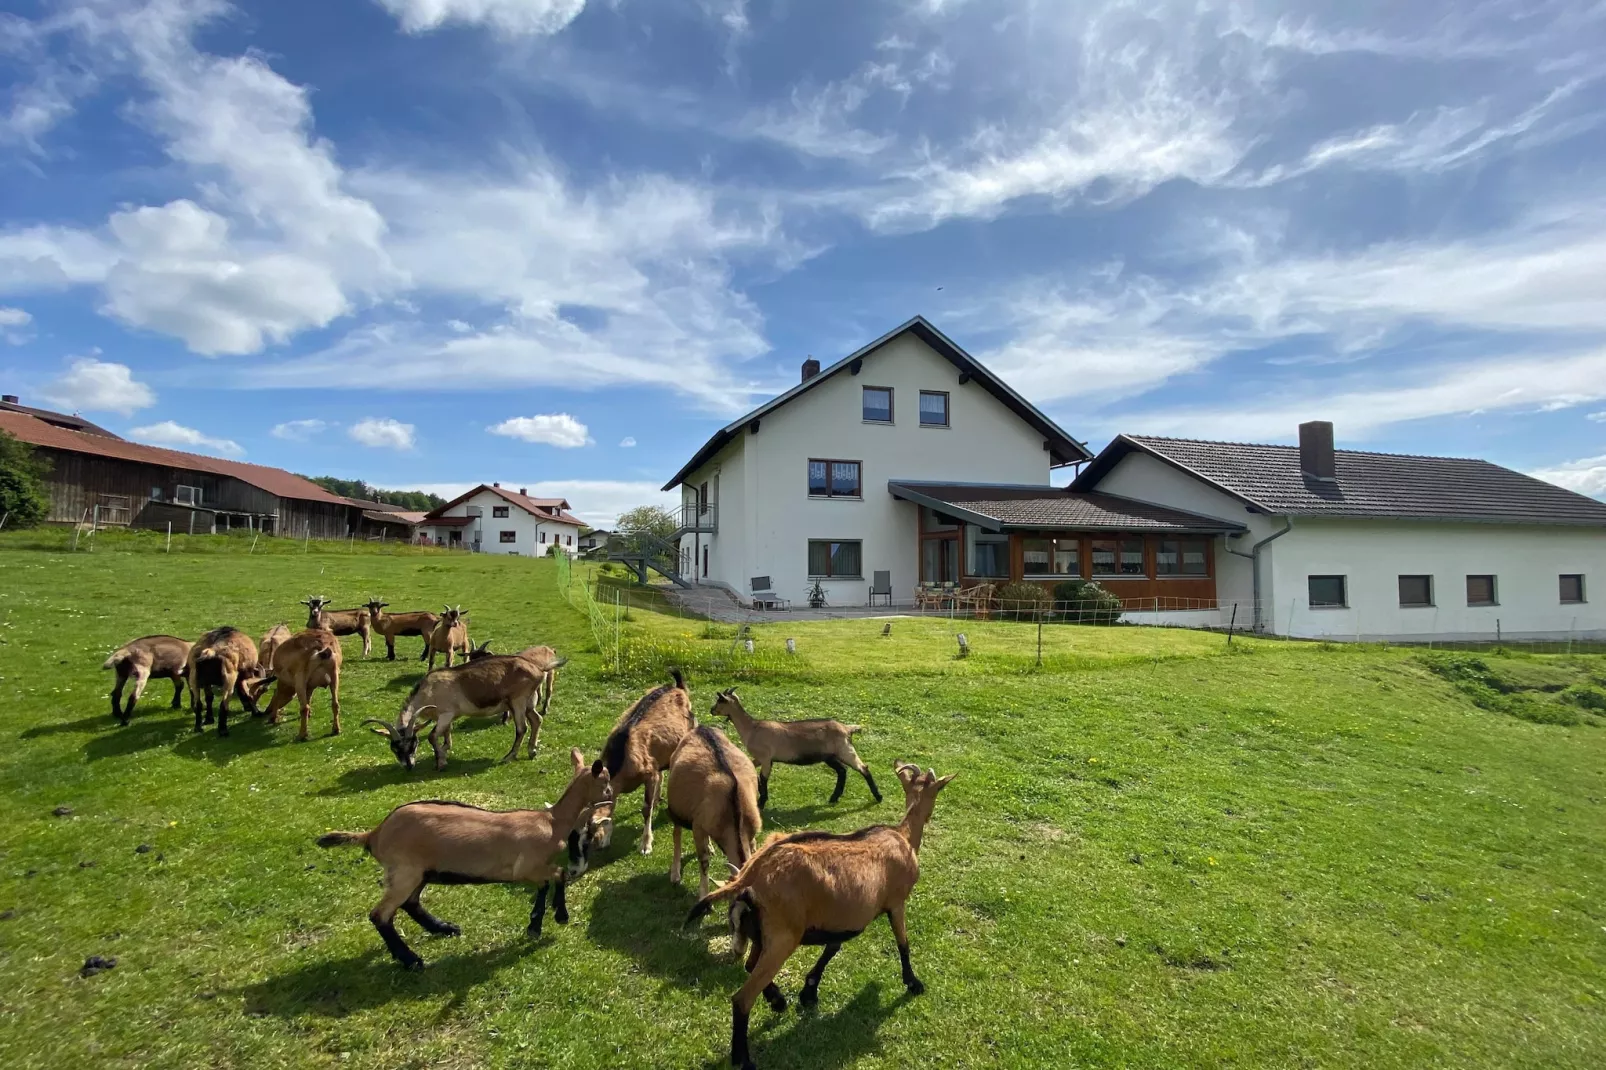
1;399;355;537
1070;422;1606;641
418;483;585;554
577;527;614;555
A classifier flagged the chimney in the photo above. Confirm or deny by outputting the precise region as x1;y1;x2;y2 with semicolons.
1;394;17;404
1299;421;1336;482
492;481;500;488
518;487;527;496
801;357;821;382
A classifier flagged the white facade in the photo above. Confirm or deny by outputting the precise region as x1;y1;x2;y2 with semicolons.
420;489;581;556
676;332;1058;605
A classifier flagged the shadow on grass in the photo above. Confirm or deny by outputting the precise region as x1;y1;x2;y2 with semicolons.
737;983;911;1070
586;872;732;993
238;941;530;1018
313;757;499;797
170;715;284;764
761;798;882;830
382;672;427;692
22;709;185;764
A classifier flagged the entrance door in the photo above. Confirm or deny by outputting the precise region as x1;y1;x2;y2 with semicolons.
921;537;958;582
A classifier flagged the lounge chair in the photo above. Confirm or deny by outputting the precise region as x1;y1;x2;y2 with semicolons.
749;576;791;610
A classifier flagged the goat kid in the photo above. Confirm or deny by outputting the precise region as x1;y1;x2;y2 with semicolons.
667;725;762;897
686;762;955;1070
186;627;266;736
245;628;342;741
598;670;696;855
259;622;292;672
318;747;613;969
301;595;373;657
425;605;471;671
366;649;564;769
103;635;192;724
361;599;440;662
711;688;881;808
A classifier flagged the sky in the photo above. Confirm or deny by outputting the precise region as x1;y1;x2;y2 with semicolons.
3;0;1606;528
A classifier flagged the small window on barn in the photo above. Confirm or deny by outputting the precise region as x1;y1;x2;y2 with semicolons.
492;506;509;518
1398;575;1433;607
1466;574;1498;606
1308;575;1347;608
175;484;202;506
1560;574;1585;604
499;530;517;544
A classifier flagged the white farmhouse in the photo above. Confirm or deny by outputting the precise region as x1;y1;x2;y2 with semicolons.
418;484;585;555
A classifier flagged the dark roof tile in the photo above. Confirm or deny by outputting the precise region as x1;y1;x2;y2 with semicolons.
888;481;1246;533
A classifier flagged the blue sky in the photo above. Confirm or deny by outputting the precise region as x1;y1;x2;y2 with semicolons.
3;0;1605;526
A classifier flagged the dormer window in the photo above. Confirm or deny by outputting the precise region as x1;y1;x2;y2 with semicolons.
862;386;892;423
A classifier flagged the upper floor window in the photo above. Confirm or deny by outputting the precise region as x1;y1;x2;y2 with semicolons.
808;459;862;498
862;387;893;423
1308;575;1347;608
499;530;517;544
919;390;949;427
1561;574;1586;604
492;506;510;518
1466;574;1498;606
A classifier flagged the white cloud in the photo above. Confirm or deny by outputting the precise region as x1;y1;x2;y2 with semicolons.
270;418;330;441
1529;455;1606;499
374;0;587;36
348;417;416;450
1587;412;1606;423
489;413;593;448
130;419;242;455
619;436;636;448
39;357;156;416
0;307;29;327
412;479;677;528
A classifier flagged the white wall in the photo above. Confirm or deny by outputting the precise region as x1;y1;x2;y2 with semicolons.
680;332;1054;604
430;490;579;556
1267;518;1606;640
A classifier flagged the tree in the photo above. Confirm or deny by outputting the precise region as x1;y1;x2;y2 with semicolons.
615;505;677;541
304;475;446;511
0;430;50;528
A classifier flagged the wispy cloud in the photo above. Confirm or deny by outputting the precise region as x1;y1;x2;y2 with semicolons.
270;418;330;441
373;0;587;37
348;417;416;450
619;435;637;448
488;413;593;448
1530;454;1606;498
39;357;156;416
131;419;243;455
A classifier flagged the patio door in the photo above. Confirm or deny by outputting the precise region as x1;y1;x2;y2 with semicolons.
921;536;958;583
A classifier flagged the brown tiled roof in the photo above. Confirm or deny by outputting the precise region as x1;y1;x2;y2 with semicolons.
362;509;426;525
888;481;1246;533
1074;435;1606;527
0;410;350;506
0;399;121;438
425;484;587;527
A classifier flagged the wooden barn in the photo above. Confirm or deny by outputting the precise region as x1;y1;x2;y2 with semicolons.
0;401;357;538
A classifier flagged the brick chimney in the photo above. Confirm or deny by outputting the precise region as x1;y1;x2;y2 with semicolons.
518;487;527;496
492;481;501;488
1299;421;1336;482
801;357;821;382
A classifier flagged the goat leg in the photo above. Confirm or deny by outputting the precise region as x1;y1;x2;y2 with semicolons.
888;904;924;995
552;876;569;925
825;758;849;804
849;750;882;803
756;768;770;810
169;676;184;709
799;943;842;1008
527;883;550;939
110;667;130;724
401;890;460;937
731;941;795;1070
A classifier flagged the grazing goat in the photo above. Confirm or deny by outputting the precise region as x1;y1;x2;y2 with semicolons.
686;762;955;1070
466;643;563;727
258;622;292;672
564;801;615;880
186;627;265;736
711;688;881;808
301;595;373;657
598;670;696;855
425;605;471;671
362;600;440;662
249;628;342;741
667;725;762;897
365;649;565;769
103;635;192;724
317;748;613;969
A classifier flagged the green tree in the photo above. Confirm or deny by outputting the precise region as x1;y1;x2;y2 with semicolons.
615;505;677;540
0;430;50;528
305;476;445;511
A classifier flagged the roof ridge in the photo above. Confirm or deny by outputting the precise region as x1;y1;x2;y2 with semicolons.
1126;434;1491;464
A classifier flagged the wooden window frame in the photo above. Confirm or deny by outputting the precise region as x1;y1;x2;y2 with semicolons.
918;389;950;428
175;484;202;506
807;539;864;580
1398;574;1434;608
492;505;510;518
1560;573;1586;604
499;530;517;544
1466;574;1498;607
1155;537;1210;578
1308;575;1348;609
861;386;894;425
808;459;863;499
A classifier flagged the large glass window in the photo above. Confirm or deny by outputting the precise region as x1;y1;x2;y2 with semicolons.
1091;539;1119;576
1054;539;1080;575
919;390;949;427
1156;538;1208;576
1561;574;1585;604
1466;574;1498;606
808;459;862;498
1308;575;1347;608
862;387;893;423
1022;538;1053;576
1119;538;1145;575
808;539;863;578
922;538;959;583
965;527;1010;578
1398;575;1433;607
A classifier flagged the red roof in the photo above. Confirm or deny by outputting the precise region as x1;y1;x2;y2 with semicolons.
426;484;587;527
0;410;350;506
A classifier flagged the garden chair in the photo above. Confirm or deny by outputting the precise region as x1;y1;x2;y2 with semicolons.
868;570;893;607
749;576;791;611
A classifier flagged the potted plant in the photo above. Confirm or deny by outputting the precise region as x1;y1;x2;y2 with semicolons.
807;577;827;609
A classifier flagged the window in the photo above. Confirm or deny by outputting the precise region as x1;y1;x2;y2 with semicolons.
175;484;202;506
1466;574;1497;606
698;482;710;513
150;486;163;501
539;531;547;544
1054;539;1080;576
1156;538;1208;577
1398;575;1433;607
566;534;573;546
862;386;893;423
499;530;517;544
1561;574;1586;604
1119;538;1145;576
1308;575;1348;608
920;506;959;532
492;506;510;518
808;459;862;498
808;539;863;578
919;390;949;427
965;527;1010;578
1022;538;1053;576
1091;539;1119;576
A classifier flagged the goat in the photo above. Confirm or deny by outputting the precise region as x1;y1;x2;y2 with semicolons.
597;670;696;855
666;724;762;898
247;628;342;741
186;627;265;736
258;622;292;672
711;688;881;808
301;595;373;657
102;635;192;725
464;643;563;727
361;599;440;662
564;801;615;881
317;747;613;969
365;649;565;770
425;605;471;671
686;763;956;1070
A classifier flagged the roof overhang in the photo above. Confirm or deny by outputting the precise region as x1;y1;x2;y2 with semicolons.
888;480;1248;534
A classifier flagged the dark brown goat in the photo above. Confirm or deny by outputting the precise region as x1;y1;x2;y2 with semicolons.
597;670;696;855
666;724;762;897
103;635;192;724
186;627;265;736
362;600;440;661
301;596;373;657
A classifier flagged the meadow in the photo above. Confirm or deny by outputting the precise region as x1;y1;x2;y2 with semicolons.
0;538;1603;1069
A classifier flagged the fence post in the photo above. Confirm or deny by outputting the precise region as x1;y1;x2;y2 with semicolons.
249;530;260;554
1226;603;1237;645
1036;613;1043;668
166;521;172;553
1496;618;1502;653
304;522;311;553
0;510;9;531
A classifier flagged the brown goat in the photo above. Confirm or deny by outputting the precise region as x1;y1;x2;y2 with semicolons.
425;605;470;671
564;801;615;880
317;748;613;969
247;627;342;741
301;595;373;657
186;627;265;736
667;724;762;897
711;688;881;808
103;635;192;724
686;762;955;1070
362;599;440;661
598;670;696;855
469;643;563;726
258;622;292;672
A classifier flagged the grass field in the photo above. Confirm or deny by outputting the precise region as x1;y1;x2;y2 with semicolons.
1;542;1604;1069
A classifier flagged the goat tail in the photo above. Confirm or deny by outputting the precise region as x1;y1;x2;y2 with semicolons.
316;830;368;849
670;667;686;691
684;880;744;929
844;724;865;736
102;649;127;670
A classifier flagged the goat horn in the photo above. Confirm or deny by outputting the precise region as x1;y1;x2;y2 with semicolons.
726;861;740;877
362;718;393;737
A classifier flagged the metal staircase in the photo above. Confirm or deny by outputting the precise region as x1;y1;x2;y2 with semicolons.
609;529;693;587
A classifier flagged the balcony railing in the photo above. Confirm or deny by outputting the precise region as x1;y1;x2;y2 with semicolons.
672;502;718;535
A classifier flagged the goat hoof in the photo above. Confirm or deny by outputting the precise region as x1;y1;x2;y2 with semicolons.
905;978;925;996
403;958;424;972
438;923;461;937
765;992;788;1014
799;987;819;1008
217;728;230;738
294;735;309;743
554;909;569;925
525;923;543;940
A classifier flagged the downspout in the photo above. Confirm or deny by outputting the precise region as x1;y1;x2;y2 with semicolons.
1224;516;1292;633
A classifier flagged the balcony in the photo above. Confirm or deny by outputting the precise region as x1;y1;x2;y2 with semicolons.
671;502;718;538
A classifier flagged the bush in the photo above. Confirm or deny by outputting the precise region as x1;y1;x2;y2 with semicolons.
0;430;49;529
994;581;1050;621
1051;579;1124;625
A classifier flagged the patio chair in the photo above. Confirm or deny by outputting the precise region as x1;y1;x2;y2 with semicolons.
955;583;995;619
868;570;893;607
749;576;791;611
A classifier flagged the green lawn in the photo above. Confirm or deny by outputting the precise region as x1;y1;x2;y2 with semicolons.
1;544;1604;1069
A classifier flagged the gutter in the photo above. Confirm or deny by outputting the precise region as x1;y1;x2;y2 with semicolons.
1224;517;1292;632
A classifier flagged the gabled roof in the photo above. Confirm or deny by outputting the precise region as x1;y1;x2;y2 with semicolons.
425;484;586;527
1073;435;1606;527
361;509;427;526
0;409;351;506
663;316;1092;491
0;398;121;438
888;480;1246;534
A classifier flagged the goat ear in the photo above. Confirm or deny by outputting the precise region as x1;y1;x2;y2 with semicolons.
570;747;584;774
590;758;605;778
935;772;957;789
